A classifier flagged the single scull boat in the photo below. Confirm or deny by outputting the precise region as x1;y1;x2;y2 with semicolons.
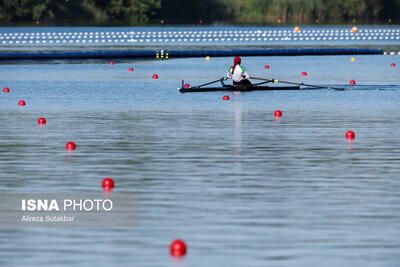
178;77;344;93
179;84;301;93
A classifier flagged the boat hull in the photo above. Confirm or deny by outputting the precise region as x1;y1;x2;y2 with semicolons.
179;85;301;93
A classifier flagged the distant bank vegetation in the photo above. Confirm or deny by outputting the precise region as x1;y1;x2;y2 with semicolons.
0;0;398;25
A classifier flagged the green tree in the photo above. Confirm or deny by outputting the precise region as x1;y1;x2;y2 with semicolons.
0;0;397;25
105;0;161;24
380;0;400;22
311;0;325;23
342;0;367;20
289;0;313;23
0;0;37;22
157;0;228;23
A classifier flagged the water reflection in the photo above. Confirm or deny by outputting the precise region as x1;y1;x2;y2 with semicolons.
233;94;242;176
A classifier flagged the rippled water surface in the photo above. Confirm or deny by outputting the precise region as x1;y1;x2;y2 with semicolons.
1;42;400;266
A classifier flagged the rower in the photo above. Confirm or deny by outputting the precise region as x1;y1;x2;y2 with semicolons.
226;56;252;86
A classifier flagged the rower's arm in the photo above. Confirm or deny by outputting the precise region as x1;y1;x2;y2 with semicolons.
240;65;249;79
226;67;232;79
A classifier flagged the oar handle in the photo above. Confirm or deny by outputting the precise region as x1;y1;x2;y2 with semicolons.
250;77;275;82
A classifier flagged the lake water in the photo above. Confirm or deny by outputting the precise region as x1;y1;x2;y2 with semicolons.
1;26;400;267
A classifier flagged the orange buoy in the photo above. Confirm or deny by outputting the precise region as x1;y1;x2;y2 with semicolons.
294;26;300;33
351;26;358;33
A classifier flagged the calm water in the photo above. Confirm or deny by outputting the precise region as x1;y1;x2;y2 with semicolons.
1;29;400;266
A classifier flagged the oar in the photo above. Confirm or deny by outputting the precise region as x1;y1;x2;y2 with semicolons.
253;80;274;86
189;78;223;88
250;77;344;91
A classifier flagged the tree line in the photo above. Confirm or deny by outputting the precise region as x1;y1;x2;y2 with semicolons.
0;0;398;25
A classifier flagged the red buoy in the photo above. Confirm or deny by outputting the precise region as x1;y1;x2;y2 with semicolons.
3;87;10;93
37;117;46;125
184;83;190;88
109;61;114;65
391;63;396;67
346;130;355;140
153;74;158;79
65;141;76;151
223;95;230;100
264;65;270;69
102;177;115;190
129;67;134;71
199;19;203;24
301;72;307;76
274;110;282;117
18;100;26;106
170;239;186;257
349;80;356;85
